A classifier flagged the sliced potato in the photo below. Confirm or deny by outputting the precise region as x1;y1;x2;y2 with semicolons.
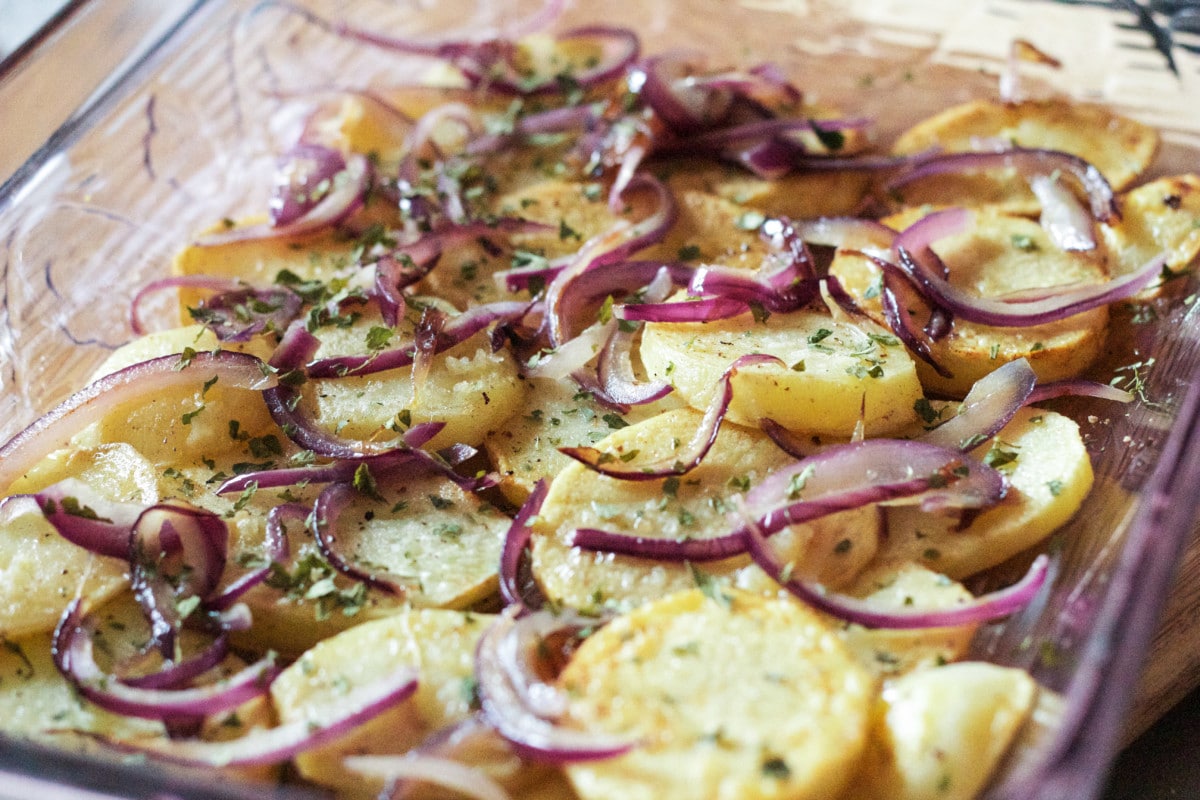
829;207;1110;397
75;325;280;466
835;562;977;679
270;608;491;797
305;310;526;451
496;179;635;261
639;189;773;270
851;662;1037;800
531;408;880;612
324;468;510;609
0;443;158;638
1101;174;1200;285
664;160;871;220
483;376;682;506
172;228;361;316
877;407;1092;579
560;589;875;800
889;99;1158;213
641;307;923;437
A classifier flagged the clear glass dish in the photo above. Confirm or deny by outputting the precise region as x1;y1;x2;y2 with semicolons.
2;1;1200;798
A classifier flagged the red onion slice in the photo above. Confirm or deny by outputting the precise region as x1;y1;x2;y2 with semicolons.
268;143;348;227
1030;174;1096;252
26;477;145;559
206;502;299;613
744;516;1050;628
544;174;678;347
636;52;734;134
455;25;640;96
500;479;550;612
476;607;634;763
1026;380;1134;405
896;244;1165;328
0;350;274;493
129;502;229;656
561;354;780;481
865;252;952;378
305;300;531;379
312;477;416;596
919;358;1037;451
117;634;230;692
194;153;369;246
615;296;749;323
345;754;512;800
885;147;1119;223
130;275;247;336
83;665;419;766
593;266;675;406
787;216;896;256
573;439;1005;562
758;418;822;459
687;265;817;313
53;600;279;722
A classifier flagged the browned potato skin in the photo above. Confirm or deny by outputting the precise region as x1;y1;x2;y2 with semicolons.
887;99;1159;214
1102;174;1200;284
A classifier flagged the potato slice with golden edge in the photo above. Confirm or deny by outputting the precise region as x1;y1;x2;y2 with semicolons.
531;408;879;613
850;662;1037;800
1;443;159;638
305;311;526;451
663;160;870;220
484;377;682;506
835;563;977;680
75;325;279;466
1101;174;1200;284
829;207;1109;397
878;407;1092;580
641;307;922;437
889;99;1158;213
560;589;875;800
271;608;508;798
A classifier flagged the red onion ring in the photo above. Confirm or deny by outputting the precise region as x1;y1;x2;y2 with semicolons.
312;480;406;596
1026;380;1134;405
896;243;1164;328
500;479;550;611
476;607;634;763
0;350;275;493
743;515;1051;628
129;502;229;656
573;439;1005;562
193;153;370;246
53;599;279;722
346;754;512;800
919;358;1037;451
592;266;675;406
82;665;419;766
268;143;349;227
24;478;145;559
1030;174;1096;252
305;300;531;379
885;147;1119;223
544;174;679;347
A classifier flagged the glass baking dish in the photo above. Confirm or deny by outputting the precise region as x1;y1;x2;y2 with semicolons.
2;1;1200;798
